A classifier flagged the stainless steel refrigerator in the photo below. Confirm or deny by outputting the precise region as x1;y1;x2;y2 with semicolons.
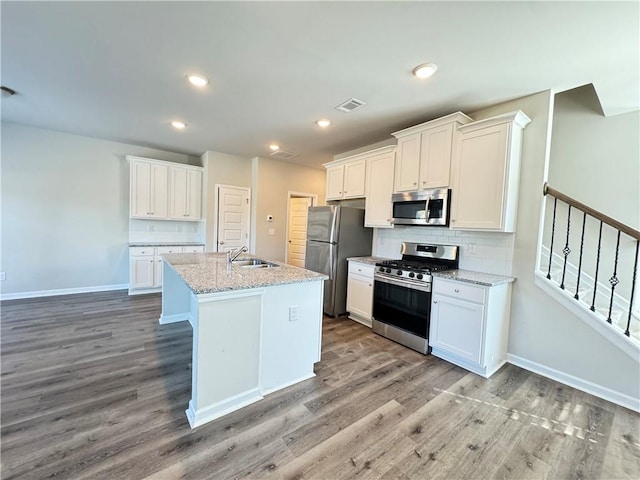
304;206;373;316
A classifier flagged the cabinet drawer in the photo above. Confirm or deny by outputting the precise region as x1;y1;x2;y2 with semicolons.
433;279;485;304
183;245;205;253
130;246;155;256
348;262;375;278
157;246;182;255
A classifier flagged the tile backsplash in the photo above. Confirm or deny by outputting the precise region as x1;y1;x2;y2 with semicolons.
129;219;205;244
372;226;515;276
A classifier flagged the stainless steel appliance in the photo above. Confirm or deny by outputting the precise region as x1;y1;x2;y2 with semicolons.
391;188;450;226
305;206;373;316
372;242;459;354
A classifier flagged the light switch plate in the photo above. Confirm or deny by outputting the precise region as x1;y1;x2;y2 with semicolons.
268;228;275;235
289;305;298;322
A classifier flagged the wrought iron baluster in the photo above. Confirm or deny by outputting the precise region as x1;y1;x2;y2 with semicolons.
607;230;621;324
625;240;639;337
574;212;587;300
590;221;603;312
560;205;572;290
546;198;558;280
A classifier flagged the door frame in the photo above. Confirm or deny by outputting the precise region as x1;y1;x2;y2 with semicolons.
214;184;252;253
285;191;318;265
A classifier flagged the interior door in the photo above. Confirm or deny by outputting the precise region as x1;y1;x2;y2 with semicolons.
287;197;312;267
217;185;250;252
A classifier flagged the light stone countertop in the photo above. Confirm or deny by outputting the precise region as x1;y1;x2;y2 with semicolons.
432;269;515;287
129;242;205;247
162;253;328;295
346;256;397;266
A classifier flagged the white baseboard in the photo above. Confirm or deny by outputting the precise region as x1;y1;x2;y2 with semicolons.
186;388;263;429
507;353;640;413
1;284;129;301
260;372;316;396
158;313;191;325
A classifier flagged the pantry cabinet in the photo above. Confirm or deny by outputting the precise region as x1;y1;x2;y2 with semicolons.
346;260;375;327
129;245;204;294
324;159;366;200
429;276;512;378
392;112;472;193
128;156;203;221
364;147;396;228
449;110;531;232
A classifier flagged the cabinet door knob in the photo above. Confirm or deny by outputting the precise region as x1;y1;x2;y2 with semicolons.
454;288;460;293
413;182;417;186
368;284;372;287
433;300;438;304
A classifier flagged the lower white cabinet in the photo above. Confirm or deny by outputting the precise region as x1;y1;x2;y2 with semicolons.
429;276;512;377
346;261;375;327
129;245;204;294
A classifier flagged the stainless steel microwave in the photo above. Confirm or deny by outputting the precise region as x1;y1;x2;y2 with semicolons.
391;188;450;226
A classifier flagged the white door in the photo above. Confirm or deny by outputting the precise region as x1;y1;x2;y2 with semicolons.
287;197;312;267
217;185;250;252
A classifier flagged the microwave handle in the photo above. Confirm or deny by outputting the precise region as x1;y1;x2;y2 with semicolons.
424;196;430;220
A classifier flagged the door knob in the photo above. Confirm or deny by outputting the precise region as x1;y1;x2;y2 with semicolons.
219;241;225;245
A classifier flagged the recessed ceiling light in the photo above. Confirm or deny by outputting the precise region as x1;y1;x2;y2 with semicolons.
186;73;209;87
171;121;187;129
316;119;331;128
269;144;280;151
412;63;438;79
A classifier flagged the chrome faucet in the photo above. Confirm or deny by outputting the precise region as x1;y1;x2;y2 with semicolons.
228;246;248;263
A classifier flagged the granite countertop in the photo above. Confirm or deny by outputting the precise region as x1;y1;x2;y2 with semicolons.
129;242;205;247
432;269;515;287
346;256;396;266
163;253;328;295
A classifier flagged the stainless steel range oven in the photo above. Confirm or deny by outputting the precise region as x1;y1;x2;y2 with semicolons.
372;243;459;354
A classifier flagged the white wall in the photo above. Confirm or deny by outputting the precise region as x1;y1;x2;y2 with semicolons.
251;156;326;262
1;123;197;296
469;91;639;403
201;150;253;251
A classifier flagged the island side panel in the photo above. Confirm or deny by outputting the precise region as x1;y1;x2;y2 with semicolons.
160;262;192;325
260;279;324;395
187;291;264;428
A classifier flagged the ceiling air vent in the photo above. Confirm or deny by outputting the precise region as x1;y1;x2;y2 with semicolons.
335;97;366;113
270;150;298;160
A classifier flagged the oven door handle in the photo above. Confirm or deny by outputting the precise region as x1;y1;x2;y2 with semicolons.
374;274;432;292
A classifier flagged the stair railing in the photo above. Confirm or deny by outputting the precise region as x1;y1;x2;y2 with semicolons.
543;183;640;338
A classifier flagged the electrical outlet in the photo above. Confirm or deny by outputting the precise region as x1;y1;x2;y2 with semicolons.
467;243;477;255
177;225;183;232
0;272;5;281
289;305;298;322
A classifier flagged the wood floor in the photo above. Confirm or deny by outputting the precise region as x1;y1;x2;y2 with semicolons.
1;290;639;480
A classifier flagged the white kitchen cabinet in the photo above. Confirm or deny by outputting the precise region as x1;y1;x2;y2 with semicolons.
130;159;169;219
449;110;531;232
129;245;204;294
429;276;512;378
346;261;375;327
169;165;203;220
392;112;473;193
128;156;203;221
365;147;396;228
324;158;366;201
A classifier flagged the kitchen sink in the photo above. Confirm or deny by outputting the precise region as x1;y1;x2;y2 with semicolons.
231;258;279;268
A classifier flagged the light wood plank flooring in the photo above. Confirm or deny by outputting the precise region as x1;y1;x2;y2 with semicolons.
1;290;639;479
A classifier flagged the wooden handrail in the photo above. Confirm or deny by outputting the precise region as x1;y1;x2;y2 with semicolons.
543;183;640;240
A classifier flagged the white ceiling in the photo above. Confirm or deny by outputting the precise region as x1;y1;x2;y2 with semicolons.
2;1;638;168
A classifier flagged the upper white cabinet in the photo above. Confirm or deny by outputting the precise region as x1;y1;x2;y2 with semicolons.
392;112;473;193
364;146;396;228
128;156;203;221
449;111;531;232
130;159;169;219
324;158;366;200
169;165;203;220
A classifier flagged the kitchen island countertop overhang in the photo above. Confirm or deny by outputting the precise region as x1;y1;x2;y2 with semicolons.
159;252;328;429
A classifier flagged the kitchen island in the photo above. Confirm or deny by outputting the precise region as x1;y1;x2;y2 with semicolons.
160;252;327;428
